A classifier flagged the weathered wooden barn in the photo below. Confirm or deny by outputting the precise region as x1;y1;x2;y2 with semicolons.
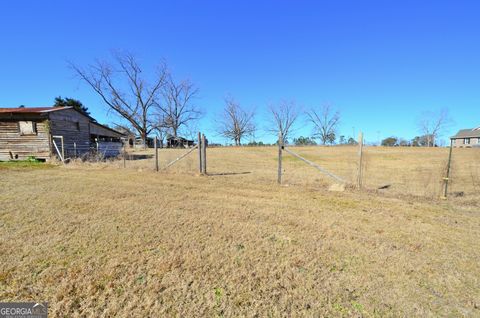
0;106;125;161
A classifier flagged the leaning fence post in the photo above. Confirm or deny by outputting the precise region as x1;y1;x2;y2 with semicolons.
60;136;65;161
357;131;364;189
201;133;207;174
443;139;453;199
198;132;203;174
154;136;159;172
278;131;283;184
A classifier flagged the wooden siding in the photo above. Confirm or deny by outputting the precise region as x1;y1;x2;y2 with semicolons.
49;109;91;158
0;120;50;160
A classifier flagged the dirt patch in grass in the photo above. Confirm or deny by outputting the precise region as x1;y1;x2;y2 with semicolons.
1;163;479;316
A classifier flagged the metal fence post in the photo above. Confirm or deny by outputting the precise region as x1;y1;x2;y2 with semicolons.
443;139;453;198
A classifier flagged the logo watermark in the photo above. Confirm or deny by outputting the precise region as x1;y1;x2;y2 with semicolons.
0;302;47;318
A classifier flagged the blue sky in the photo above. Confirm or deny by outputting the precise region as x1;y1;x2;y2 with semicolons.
1;1;479;144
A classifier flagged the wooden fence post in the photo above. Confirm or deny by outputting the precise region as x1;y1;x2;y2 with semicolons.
60;136;65;161
198;132;203;174
123;144;126;168
443;139;453;198
357;131;364;189
278;131;283;184
154;136;159;172
73;142;77;159
202;133;207;174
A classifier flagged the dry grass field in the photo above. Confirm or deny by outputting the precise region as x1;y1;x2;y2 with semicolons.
1;146;479;317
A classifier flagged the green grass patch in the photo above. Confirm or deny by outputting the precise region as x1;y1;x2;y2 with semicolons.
0;160;55;170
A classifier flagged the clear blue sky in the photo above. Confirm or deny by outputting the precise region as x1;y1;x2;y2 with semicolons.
1;1;479;144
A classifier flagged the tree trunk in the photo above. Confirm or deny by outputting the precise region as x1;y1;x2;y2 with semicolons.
141;131;147;149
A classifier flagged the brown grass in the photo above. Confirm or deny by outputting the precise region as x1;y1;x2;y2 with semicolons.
0;146;479;316
88;145;479;199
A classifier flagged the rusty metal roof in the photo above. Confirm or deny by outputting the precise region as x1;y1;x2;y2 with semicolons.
0;106;71;113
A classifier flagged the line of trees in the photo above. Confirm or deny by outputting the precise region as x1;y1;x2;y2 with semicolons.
380;109;453;147
71;52;453;147
71;52;343;147
381;134;445;147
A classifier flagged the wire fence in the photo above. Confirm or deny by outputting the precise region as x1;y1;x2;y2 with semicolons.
69;145;480;200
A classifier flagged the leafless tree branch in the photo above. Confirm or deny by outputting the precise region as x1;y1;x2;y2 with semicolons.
267;100;301;143
70;52;168;148
306;104;340;145
417;108;452;147
155;74;202;137
217;97;255;146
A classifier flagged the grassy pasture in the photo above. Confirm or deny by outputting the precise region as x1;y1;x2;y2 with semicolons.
107;145;479;199
0;146;479;316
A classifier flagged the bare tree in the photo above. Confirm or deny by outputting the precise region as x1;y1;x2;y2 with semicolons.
152;114;168;148
306;104;340;145
155;74;202;138
70;52;167;148
417;108;452;147
217;97;255;146
267;100;301;143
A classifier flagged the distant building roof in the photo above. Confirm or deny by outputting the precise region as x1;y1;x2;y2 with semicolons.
0;106;125;137
0;106;71;113
166;135;193;142
90;122;125;138
451;128;480;139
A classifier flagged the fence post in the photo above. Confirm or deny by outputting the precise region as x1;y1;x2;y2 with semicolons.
201;133;207;174
198;132;203;174
154;136;159;172
278;131;283;184
123;143;126;168
357;131;364;189
73;142;77;159
60;136;65;161
443;139;453;199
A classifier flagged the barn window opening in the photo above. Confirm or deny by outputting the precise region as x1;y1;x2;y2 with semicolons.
76;122;81;131
19;121;37;135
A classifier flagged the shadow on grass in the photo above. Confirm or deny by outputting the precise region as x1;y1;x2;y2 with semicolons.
126;154;154;160
208;171;251;176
